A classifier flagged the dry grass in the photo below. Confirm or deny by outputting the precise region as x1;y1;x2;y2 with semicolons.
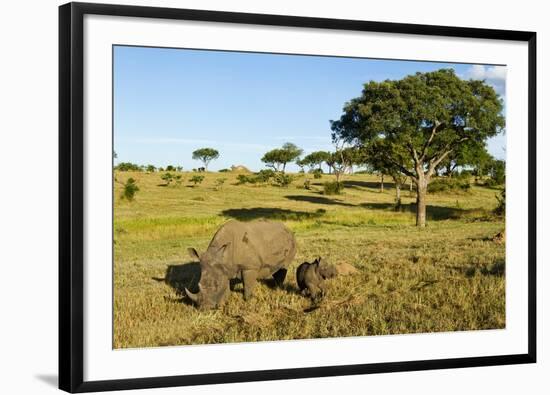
114;170;505;348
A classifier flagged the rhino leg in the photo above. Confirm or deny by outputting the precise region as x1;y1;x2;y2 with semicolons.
242;270;258;301
272;268;287;288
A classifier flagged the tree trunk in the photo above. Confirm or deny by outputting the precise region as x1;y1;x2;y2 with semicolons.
282;163;286;173
416;176;428;227
395;181;402;208
380;174;384;192
446;163;452;177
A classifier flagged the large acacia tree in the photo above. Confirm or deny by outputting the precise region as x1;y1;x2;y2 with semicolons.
331;69;504;227
192;148;219;170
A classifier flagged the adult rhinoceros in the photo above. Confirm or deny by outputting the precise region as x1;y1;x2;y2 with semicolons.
185;220;296;309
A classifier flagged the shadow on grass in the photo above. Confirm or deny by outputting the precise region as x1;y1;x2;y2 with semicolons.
343;180;394;190
360;202;485;221
221;207;326;221
153;262;201;298
284;194;355;207
443;259;505;278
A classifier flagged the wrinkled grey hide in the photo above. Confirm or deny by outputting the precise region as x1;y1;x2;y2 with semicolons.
185;220;296;309
296;258;337;301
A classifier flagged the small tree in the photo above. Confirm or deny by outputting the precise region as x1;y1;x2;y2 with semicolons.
121;178;139;201
146;164;156;173
301;151;331;173
192;148;219;171
261;143;303;173
166;165;176;171
190;175;205;186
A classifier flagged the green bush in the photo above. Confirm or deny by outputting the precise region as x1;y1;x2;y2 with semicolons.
323;181;344;195
236;170;275;185
121;178;139;201
214;178;226;190
115;162;141;171
482;178;498;187
256;169;275;183
190;175;205;186
218;168;230;173
303;179;311;190
236;174;256;185
160;172;173;185
312;169;323;179
273;172;293;187
494;188;505;216
428;178;471;193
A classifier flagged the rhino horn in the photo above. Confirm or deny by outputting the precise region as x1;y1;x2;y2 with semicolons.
185;287;199;303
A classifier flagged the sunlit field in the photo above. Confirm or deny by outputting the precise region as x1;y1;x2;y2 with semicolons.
113;170;505;349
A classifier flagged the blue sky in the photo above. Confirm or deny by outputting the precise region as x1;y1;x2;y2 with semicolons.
114;46;506;172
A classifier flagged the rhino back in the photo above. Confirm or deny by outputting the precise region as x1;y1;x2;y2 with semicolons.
210;220;296;273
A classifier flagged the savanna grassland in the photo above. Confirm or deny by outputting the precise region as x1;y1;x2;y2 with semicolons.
113;170;505;349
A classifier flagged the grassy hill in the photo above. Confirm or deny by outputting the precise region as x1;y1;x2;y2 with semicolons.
113;170;505;348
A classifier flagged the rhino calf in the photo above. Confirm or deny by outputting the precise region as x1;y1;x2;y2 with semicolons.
296;257;337;301
185;220;296;309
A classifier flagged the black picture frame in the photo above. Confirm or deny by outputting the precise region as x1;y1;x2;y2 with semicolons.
59;2;537;393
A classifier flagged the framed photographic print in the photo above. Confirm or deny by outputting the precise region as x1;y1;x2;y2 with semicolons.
59;2;536;392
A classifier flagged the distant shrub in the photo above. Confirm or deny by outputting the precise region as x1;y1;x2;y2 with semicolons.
218;168;230;173
303;179;311;190
428;178;471;193
166;165;176;171
190;175;205;186
312;169;323;179
494;188;505;216
256;169;275;183
145;164;156;173
236;170;275;185
323;181;344;195
121;178;139;201
214;178;226;190
174;174;183;185
273;172;294;187
482;178;498;187
115;162;141;171
160;172;174;186
236;174;256;185
489;160;505;185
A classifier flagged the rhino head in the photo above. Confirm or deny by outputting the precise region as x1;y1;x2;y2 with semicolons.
185;244;230;309
317;257;338;279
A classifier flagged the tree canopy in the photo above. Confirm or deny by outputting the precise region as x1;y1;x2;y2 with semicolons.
299;151;331;171
192;148;219;170
261;142;303;172
331;68;504;226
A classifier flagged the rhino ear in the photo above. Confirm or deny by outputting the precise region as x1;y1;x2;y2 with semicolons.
188;247;201;261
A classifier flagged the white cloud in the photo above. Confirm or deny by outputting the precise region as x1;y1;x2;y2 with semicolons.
462;65;506;97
